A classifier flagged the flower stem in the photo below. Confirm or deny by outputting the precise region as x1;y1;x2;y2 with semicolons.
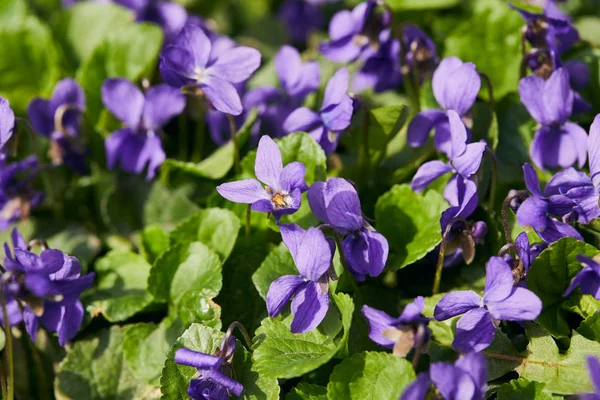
178;113;188;161
479;73;495;110
227;114;240;174
0;291;14;400
0;358;6;399
485;147;498;211
432;224;452;295
225;321;253;350
245;205;251;241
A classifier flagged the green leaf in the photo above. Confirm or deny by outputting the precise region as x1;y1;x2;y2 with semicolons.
123;318;185;386
142;182;200;230
85;250;154;322
578;311;600;343
484;324;600;394
55;326;160;399
42;223;101;269
326;352;416;400
252;242;298;300
140;225;169;265
172;290;222;328
386;0;459;10
286;383;328;400
169;208;241;261
496;378;553;400
375;184;448;270
0;0;28;26
527;238;599;338
443;0;523;100
160;323;279;400
162;109;258;180
0;16;60;113
147;241;222;305
575;17;600;47
252;293;354;378
366;105;409;165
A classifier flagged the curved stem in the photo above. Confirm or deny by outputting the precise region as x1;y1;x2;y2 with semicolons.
432;224;453;295
225;321;252;350
485;147;498;211
227;114;239;173
0;290;14;400
479;72;495;110
501;194;514;247
0;358;6;399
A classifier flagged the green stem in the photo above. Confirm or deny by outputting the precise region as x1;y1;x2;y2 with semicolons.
227;115;240;173
485;147;498;212
245;205;251;241
225;321;253;350
0;292;14;400
0;357;7;400
191;118;206;162
179;113;189;161
432;224;452;295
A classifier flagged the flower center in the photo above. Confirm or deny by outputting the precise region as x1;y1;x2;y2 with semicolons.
193;67;205;82
271;193;288;209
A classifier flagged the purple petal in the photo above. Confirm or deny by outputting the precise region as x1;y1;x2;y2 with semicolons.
587;356;600;394
579;273;600;299
545;167;591;196
537;217;583;243
564;267;596;297
307;181;329;224
40;249;67;274
200;75;243;115
452;141;486;178
547;194;576;217
266;275;306;317
280;162;308;192
455;352;488;396
361;305;396;348
515;232;532;271
50;78;85;114
327;10;356;40
531;125;581;170
272;188;302;220
216;179;269;204
105;128;129;170
23;308;38;343
27;98;53;137
562;122;588;169
565;60;589;89
433;120;453;156
292;61;320;99
321;96;353;131
487;287;542;321
433;57;464;107
516;196;548;231
434;58;480;115
276;45;303;92
39;301;61;332
543;67;573;124
134;134;166;180
150;2;187;43
523;163;543;197
411;161;452;192
173;24;211;69
322;68;349;110
399;296;426;323
453;308;496;352
319;38;362;63
296;227;333;281
519;75;551;125
290;281;329;333
251;199;274;213
280;223;306;260
0;98;14;148
142;84;186;130
315;178;363;232
433;290;481;321
283;107;322;133
202;367;243;396
101;78;144;128
568;186;600;224
406;109;446;148
174;348;222;369
484;256;514;303
57;301;84;345
342;229;388;281
160;46;197;80
255;135;283;190
401;373;432;400
208;47;262;84
589;115;600;190
430;363;476;400
447;110;467;159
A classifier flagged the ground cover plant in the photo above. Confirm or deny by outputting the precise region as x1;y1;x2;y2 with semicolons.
1;0;600;398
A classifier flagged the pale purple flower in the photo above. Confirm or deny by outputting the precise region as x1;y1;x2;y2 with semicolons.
266;224;334;333
113;0;188;44
28;79;88;173
401;352;487;400
407;57;481;156
411;110;486;201
361;296;430;356
160;23;261;116
434;256;542;352
564;255;600;300
0;157;44;231
516;163;583;243
216;136;308;220
279;0;325;44
581;355;600;400
352;30;402;93
284;68;353;154
519;68;587;170
101;78;185;180
319;0;389;63
402;25;438;79
308;177;388;281
0;98;15;155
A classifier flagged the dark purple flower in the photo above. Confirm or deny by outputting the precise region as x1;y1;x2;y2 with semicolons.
352;30;402;93
0;157;44;231
407;57;481;156
216;135;308;220
284;68;353;154
434;256;542;352
113;0;187;44
279;0;325;45
1;228;94;346
319;1;389;63
411;110;486;199
101;78;185;180
564;255;600;300
159;24;261;116
266;224;334;333
0;98;15;155
401;352;487;400
361;296;430;356
518;68;587;170
507;232;546;280
581;355;600;400
308;177;388;281
28;79;88;173
174;337;243;399
402;25;438;79
516;163;583;243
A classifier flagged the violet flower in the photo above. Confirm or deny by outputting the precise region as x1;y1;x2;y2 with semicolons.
174;336;243;399
101;78;185;180
216;136;308;221
518;68;587;170
308;177;388;281
506;232;546;282
284;68;353;154
407;57;481;156
0;98;14;155
206;110;245;146
266;224;334;333
411;110;486;200
352;30;402;93
28;78;88;173
319;0;389;63
279;0;325;45
361;296;430;356
159;24;261;116
1;228;94;346
0;157;44;231
113;0;187;44
401;352;487;400
581;355;600;400
434;256;542;352
402;25;438;79
564;255;600;300
516;163;583;243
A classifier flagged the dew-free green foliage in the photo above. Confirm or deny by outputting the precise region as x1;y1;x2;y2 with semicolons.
496;378;554;400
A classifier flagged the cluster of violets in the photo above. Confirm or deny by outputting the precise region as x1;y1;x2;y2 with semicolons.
0;0;599;399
